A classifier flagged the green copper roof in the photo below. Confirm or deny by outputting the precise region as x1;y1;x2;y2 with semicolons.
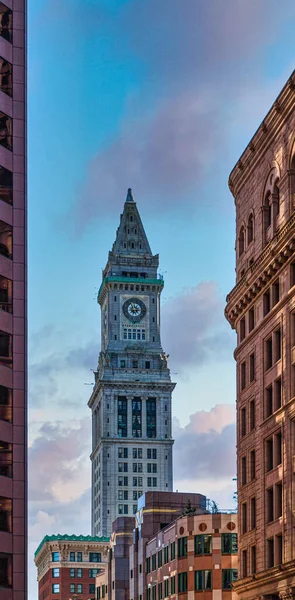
34;534;110;558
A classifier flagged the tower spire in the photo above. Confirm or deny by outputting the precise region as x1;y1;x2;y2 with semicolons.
111;189;152;257
126;188;134;203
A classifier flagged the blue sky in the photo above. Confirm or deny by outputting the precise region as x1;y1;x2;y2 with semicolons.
28;1;295;597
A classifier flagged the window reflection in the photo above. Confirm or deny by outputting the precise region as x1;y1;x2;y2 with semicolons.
0;384;12;422
0;497;12;532
0;166;12;205
0;111;12;151
0;220;12;259
0;275;12;313
0;57;12;97
0;331;12;368
0;4;12;44
0;441;12;477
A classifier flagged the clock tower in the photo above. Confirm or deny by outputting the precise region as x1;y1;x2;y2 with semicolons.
89;189;175;536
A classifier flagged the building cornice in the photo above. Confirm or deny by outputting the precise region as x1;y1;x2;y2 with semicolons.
233;559;295;597
88;380;176;408
225;213;295;328
228;70;295;199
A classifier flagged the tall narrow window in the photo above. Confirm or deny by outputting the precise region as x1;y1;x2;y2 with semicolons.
249;353;255;382
0;166;12;206
0;58;12;97
0;4;12;43
0;111;12;150
263;289;271;315
251;546;256;574
265;385;273;418
266;437;273;472
240;317;246;342
241;362;246;390
249;399;255;430
249;307;255;332
146;399;156;438
241;407;246;437
272;279;280;306
0;276;12;313
274;430;282;467
0;497;12;532
132;398;142;438
276;534;283;565
267;538;274;568
242;549;247;578
0;385;12;422
247;213;254;244
117;397;127;438
275;482;283;519
0;220;12;259
250;496;256;529
266;487;274;523
241;456;247;485
242;502;247;534
275;378;282;411
0;441;12;477
274;328;281;362
265;336;273;370
250;450;256;480
238;227;245;257
0;552;12;588
264;193;271;230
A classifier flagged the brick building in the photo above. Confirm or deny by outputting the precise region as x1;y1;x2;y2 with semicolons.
225;70;295;600
34;534;109;600
0;1;27;598
96;491;238;600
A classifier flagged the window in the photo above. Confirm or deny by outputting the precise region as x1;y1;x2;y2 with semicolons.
146;556;150;574
275;377;282;410
221;534;238;554
0;4;12;43
70;551;75;561
158;582;163;600
132;398;142;438
118;462;128;473
250;449;256;480
153;477;157;487
222;569;238;590
152;554;156;571
266;487;274;523
241;456;247;485
274;430;282;466
0;331;12;367
171;575;175;595
251;545;256;574
70;568;75;577
178;572;188;593
0;166;12;205
120;360;126;368
195;534;212;555
89;552;101;562
249;353;255;382
152;448;157;459
164;578;169;598
265;336;273;370
164;545;169;563
145;361;150;369
0;111;12;150
242;549;247;578
273;279;280;306
0;276;12;315
52;552;60;562
251;496;256;529
242;502;247;534
249;307;255;332
158;550;162;568
265;384;273;418
274;328;281;362
118;447;128;458
266;537;274;568
241;407;246;437
52;584;60;594
266;436;274;472
52;568;60;578
195;570;212;591
240;317;245;341
89;584;95;594
276;534;283;565
118;397;127;437
178;536;188;558
77;551;82;562
77;568;82;577
241;361;246;390
264;193;271;230
0;385;12;423
146;399;156;438
263;289;271;316
249;399;255;430
247;213;254;244
170;541;175;560
77;584;83;593
0;58;12;97
275;482;283;519
238;226;245;257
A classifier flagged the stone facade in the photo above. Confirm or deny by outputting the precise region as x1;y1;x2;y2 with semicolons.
225;70;295;600
89;190;175;537
0;2;27;599
34;534;109;600
95;491;238;600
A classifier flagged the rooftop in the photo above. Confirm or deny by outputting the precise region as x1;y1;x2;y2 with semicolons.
34;534;110;558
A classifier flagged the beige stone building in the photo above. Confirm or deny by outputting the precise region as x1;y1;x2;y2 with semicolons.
225;70;295;600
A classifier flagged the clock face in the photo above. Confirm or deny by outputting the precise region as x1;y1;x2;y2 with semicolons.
122;297;147;323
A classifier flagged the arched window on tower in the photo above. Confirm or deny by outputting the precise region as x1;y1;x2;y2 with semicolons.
264;192;271;230
273;181;280;220
238;226;245;258
247;213;254;245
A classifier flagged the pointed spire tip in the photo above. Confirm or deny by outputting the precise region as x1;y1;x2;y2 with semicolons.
126;188;134;202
